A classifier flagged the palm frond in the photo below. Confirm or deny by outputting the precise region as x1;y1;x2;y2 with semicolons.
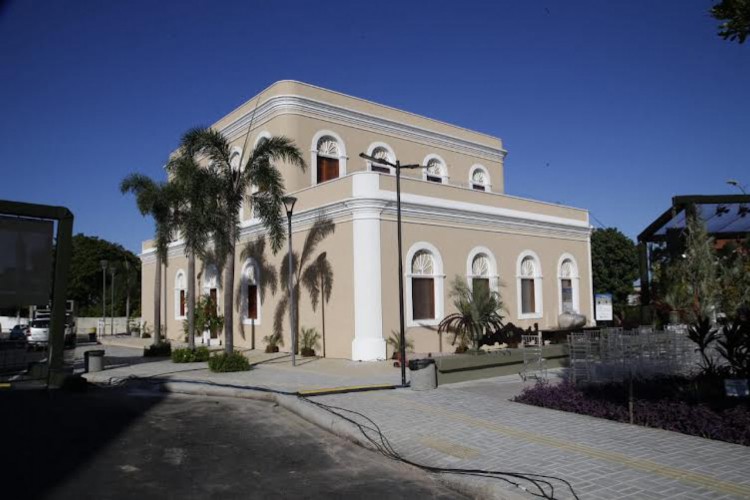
300;216;335;269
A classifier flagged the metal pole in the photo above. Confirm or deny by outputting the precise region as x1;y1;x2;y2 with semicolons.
102;266;107;336
287;213;296;367
396;160;407;387
110;270;115;336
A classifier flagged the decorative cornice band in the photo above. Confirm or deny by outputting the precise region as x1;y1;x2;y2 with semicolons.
218;95;506;163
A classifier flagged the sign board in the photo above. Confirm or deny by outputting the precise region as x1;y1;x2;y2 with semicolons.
0;216;54;308
594;293;613;322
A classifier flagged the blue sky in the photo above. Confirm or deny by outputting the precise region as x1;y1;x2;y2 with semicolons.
1;0;748;253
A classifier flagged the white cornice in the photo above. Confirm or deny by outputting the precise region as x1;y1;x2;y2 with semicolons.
218;94;507;163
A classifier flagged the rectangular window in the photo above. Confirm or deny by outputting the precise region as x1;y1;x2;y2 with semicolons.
561;279;573;313
426;174;442;183
317;156;339;183
179;290;186;317
472;184;486;191
371;164;390;174
248;284;258;320
209;288;218;314
521;279;536;314
412;277;435;320
472;278;490;299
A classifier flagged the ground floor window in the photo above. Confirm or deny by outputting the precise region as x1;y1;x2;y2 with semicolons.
247;284;258;320
561;278;573;313
412;277;435;320
521;278;536;314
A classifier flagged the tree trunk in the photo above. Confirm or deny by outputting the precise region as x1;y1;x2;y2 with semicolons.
224;242;235;353
154;254;162;345
187;250;196;349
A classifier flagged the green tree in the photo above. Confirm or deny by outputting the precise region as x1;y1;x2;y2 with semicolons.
438;276;506;352
183;129;306;353
66;234;141;317
120;174;179;345
711;0;750;44
167;129;221;350
590;228;639;308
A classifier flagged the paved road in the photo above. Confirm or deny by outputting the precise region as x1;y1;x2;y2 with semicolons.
0;386;462;500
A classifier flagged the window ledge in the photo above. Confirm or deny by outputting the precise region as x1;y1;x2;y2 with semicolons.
407;319;440;327
242;318;262;326
518;313;543;320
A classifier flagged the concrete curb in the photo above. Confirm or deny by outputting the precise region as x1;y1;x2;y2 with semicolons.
150;379;526;500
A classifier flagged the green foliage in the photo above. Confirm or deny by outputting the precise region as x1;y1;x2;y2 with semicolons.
262;332;284;348
208;351;250;372
386;331;414;357
716;238;750;317
590;228;639;308
438;277;505;352
66;234;141;317
171;346;210;363
144;341;171;357
194;294;224;336
300;326;321;352
716;320;750;378
711;0;750;44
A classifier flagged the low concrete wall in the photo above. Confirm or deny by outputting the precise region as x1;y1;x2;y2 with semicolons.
434;344;568;385
76;317;140;335
0;316;29;331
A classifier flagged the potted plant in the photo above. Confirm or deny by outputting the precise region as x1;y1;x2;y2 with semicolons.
300;327;321;357
263;333;283;353
386;330;414;367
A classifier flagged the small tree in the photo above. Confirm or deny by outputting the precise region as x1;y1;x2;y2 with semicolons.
711;0;750;44
591;228;639;318
438;277;505;353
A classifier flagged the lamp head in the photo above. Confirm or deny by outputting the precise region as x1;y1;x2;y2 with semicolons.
282;196;298;216
100;259;108;270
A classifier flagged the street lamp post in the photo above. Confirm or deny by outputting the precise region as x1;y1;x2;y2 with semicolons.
283;196;298;367
100;260;108;336
359;153;425;387
110;267;116;336
727;179;748;195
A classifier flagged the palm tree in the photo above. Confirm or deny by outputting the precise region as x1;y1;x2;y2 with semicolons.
120;174;179;345
274;217;335;353
167;129;221;350
184;129;306;353
438;276;506;352
301;251;334;357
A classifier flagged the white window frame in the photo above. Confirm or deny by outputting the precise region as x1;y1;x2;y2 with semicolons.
174;269;186;320
311;129;347;185
365;141;396;175
405;242;445;327
516;250;543;320
465;246;499;294
240;259;262;325
557;253;580;315
422;154;449;184
469;164;491;192
202;263;221;311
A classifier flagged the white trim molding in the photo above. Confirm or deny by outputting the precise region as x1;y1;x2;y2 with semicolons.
365;141;396;175
557;253;581;315
516;250;543;320
469;164;491;192
240;258;262;326
174;269;186;320
422;153;449;184
466;246;499;294
310;129;348;185
405;241;445;327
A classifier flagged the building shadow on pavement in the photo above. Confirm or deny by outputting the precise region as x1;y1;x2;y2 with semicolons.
0;386;164;500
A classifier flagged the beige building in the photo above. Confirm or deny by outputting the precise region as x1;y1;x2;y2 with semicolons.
140;80;594;360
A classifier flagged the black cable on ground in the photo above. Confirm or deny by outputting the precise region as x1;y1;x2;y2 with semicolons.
93;376;579;499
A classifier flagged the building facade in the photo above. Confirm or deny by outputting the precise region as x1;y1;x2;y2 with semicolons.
140;80;594;360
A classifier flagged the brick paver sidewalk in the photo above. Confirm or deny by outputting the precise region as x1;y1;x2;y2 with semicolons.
316;376;750;499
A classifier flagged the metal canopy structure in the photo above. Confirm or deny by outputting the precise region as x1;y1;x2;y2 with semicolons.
637;194;750;309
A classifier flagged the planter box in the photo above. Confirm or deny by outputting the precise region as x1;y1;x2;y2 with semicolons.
434;344;568;385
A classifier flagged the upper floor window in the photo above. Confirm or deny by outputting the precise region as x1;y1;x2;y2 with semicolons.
422;153;449;184
370;146;393;174
517;252;543;319
470;165;490;192
311;130;347;185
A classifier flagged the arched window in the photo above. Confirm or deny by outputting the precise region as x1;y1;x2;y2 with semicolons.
558;255;580;314
469;254;492;298
202;264;220;314
311;131;347;184
367;144;394;174
469;165;490;192
174;270;186;319
229;147;243;171
241;259;261;324
406;243;444;326
517;252;543;319
422;154;447;184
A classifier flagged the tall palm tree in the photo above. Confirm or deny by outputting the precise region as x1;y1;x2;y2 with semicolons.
274;217;335;353
120;174;179;345
185;129;306;353
167;129;221;349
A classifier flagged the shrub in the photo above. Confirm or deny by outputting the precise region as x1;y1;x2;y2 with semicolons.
263;333;283;353
144;342;171;357
514;380;750;446
386;330;414;359
171;346;210;363
300;327;321;357
208;351;251;372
